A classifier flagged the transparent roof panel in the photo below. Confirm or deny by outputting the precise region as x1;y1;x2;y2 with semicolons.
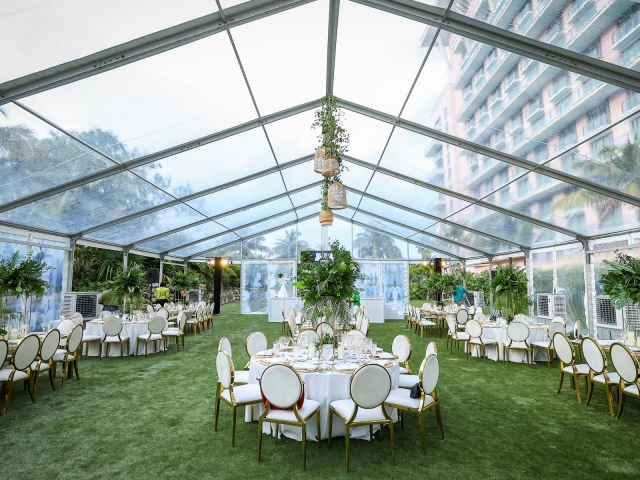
408;232;480;259
217;197;293;229
170;231;240;258
230;1;328;116
352;224;406;259
137;220;229;253
0;103;113;206
133;127;275;197
265;109;318;163
357;197;435;231
423;222;517;255
0;0;216;83
235;212;298;238
186;172;286;217
196;241;242;259
86;204;205;246
297;216;320;250
280;161;317;191
352;211;416;239
0;171;172;234
342;111;394;164
334;1;430;115
21;34;256;161
340;161;375;192
296;204;320;219
289;187;321;207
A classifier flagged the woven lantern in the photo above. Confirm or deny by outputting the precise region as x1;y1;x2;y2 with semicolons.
327;182;347;210
313;146;327;174
319;209;333;226
322;158;340;177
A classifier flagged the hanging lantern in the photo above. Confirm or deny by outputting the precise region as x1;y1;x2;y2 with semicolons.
319;209;333;226
322;158;340;177
327;182;347;210
313;146;327;174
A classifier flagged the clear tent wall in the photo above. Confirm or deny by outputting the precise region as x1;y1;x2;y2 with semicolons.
2;0;640;334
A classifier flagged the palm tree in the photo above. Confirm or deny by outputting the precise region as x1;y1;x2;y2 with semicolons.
272;229;310;258
242;236;272;259
552;137;640;225
353;229;402;259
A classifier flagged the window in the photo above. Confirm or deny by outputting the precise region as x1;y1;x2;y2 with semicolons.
583;41;602;60
532;144;549;163
562;152;579;172
583;103;610;135
517;176;530;196
557;124;577;150
537;173;551;188
590;133;613;160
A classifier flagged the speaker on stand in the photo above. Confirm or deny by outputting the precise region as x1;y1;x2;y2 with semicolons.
146;268;159;284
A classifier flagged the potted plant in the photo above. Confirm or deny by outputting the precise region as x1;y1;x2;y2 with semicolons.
601;252;640;332
169;271;202;305
491;264;532;320
112;266;146;313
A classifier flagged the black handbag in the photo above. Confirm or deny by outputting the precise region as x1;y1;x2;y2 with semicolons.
410;382;422;398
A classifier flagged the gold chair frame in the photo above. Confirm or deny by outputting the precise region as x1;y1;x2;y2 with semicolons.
31;329;60;401
0;336;38;415
100;319;130;359
610;342;640;419
136;316;166;357
504;322;531;367
582;337;619;417
466;320;500;362
554;332;589;403
52;324;82;386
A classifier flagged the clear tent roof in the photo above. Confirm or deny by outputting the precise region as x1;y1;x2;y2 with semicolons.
2;0;640;260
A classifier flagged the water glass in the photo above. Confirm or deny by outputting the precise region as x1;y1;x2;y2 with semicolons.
372;342;377;357
273;342;281;355
355;346;363;364
293;345;300;359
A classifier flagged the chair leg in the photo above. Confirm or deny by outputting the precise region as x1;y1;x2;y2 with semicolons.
214;391;221;431
257;418;264;462
417;410;427;454
301;424;307;471
574;374;582;403
388;420;396;466
48;368;55;391
557;371;564;394
316;410;321;447
1;381;13;415
435;403;445;440
616;391;626;419
26;376;35;403
606;384;615;417
328;411;333;450
73;360;80;380
345;425;351;473
586;380;594;406
231;406;237;447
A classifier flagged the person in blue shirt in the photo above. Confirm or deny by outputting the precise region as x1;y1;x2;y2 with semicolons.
452;280;467;305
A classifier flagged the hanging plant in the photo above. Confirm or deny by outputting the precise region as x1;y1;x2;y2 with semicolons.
312;95;350;214
601;252;640;309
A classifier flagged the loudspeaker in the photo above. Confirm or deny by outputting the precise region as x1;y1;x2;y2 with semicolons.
434;258;442;274
146;268;159;284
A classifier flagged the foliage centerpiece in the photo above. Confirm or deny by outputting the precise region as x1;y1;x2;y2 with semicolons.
168;271;202;305
292;240;361;330
601;252;640;331
491;264;532;321
112;266;147;313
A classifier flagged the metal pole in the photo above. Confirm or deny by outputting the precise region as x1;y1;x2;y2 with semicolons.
578;238;594;336
321;225;328;250
123;247;130;268
488;256;494;314
159;254;165;283
213;257;222;315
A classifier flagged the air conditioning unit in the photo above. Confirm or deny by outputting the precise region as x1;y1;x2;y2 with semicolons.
537;293;567;319
464;291;485;308
187;289;202;304
595;295;640;330
61;292;102;320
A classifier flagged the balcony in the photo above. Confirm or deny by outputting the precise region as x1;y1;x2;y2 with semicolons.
486;50;499;74
613;9;640;51
549;77;572;103
473;70;487;90
621;39;640;67
504;71;520;93
463;84;474;102
506;116;524;135
468;122;477;138
541;21;565;47
488;91;502;108
476;105;489;122
491;131;506;150
525;100;545;123
468;154;478;170
568;0;594;24
623;91;640;113
513;4;533;33
424;139;443;157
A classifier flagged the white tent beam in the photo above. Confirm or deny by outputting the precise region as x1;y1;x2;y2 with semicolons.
325;0;340;96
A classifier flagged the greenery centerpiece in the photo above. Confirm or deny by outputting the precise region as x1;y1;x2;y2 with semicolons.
292;240;361;331
168;271;202;305
601;252;640;333
491;264;532;321
112;266;146;313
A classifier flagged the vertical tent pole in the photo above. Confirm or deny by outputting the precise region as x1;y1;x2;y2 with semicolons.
488;256;493;314
213;257;222;316
159;254;165;283
123;247;130;268
578;238;594;336
521;247;532;317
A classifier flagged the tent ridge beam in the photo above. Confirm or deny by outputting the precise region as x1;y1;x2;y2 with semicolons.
325;0;340;96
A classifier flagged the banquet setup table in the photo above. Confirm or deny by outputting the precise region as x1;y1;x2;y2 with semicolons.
472;323;550;362
244;349;400;442
84;319;168;357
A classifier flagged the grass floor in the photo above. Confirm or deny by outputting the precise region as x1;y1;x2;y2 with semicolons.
2;301;640;479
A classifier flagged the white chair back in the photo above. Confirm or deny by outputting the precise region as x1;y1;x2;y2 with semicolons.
553;332;573;364
350;364;391;409
58;319;75;336
157;307;169;320
446;315;456;336
13;335;39;371
476;307;483;315
610;342;640;384
216;350;233;389
246;332;268;356
420;354;440;395
40;329;61;361
102;318;123;337
70;312;83;324
261;364;302;409
391;335;411;363
468;306;475;315
466;319;482;339
0;339;7;369
507;322;529;343
548;322;565;342
359;316;369;335
148;316;166;335
67;324;83;352
426;341;437;356
456;309;469;325
346;330;365;339
288;314;296;336
551;316;566;325
581;337;605;374
219;337;232;357
316;322;334;339
297;330;320;345
177;312;187;330
147;305;154;314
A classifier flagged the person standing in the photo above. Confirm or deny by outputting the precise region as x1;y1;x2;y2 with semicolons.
351;291;361;307
452;280;467;306
155;282;170;307
98;289;119;313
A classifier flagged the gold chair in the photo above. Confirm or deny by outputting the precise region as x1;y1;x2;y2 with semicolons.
466;319;500;362
446;315;469;356
214;350;262;446
405;303;413;330
385;353;444;454
100;318;130;358
218;337;249;385
162;312;186;351
418;307;437;338
392;334;412;374
52;324;83;386
571;320;583;361
245;331;268;369
136;316;166;357
257;364;321;471
328;364;395;473
610;342;640;419
582;337;620;416
531;322;565;368
31;329;60;400
0;335;39;415
316;322;334;340
553;332;589;403
399;342;436;389
504;322;531;366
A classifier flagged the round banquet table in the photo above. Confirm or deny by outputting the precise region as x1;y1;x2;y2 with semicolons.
84;319;168;357
470;324;550;362
244;352;399;442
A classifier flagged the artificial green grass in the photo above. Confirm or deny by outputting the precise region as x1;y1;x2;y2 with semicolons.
2;301;640;479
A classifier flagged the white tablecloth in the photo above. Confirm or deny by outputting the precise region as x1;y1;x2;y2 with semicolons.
470;325;550;363
244;354;399;442
84;320;168;357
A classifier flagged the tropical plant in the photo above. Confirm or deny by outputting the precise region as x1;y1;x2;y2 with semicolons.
491;264;532;317
111;266;147;312
425;272;457;300
409;264;432;300
168;271;202;304
272;229;310;259
600;252;640;310
242;236;272;259
353;229;403;259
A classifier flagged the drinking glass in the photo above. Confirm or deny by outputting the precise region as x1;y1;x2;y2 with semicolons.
273;342;280;355
355;346;363;365
293;345;300;359
372;342;377;358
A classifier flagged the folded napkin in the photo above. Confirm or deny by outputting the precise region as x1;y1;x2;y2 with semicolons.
374;352;395;359
261;357;286;364
333;363;356;371
368;359;391;367
256;350;273;356
292;362;317;370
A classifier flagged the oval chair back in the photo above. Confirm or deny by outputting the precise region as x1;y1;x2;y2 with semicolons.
218;337;232;357
261;364;302;409
465;319;482;339
426;341;438;356
297;330;320;345
610;342;640;384
246;332;268;356
548;322;566;343
507;321;530;343
216;350;234;390
40;329;61;362
13;335;40;371
148;316;166;335
551;316;566;325
177;312;188;330
147;305;154;315
157;307;169;320
581;337;605;375
446;315;457;336
316;322;334;339
552;332;574;365
468;306;475;315
288;314;296;337
102;318;123;338
350;363;391;409
456;309;469;326
67;324;83;353
392;335;412;363
0;339;7;369
70;312;83;325
58;319;75;336
420;354;440;396
359;317;369;335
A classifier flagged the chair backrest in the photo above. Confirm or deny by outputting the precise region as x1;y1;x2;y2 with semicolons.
468;306;475;315
177;312;187;330
99;310;113;319
507;321;530;343
610;342;640;384
316;322;334;339
359;317;369;335
216;350;234;389
553;332;574;364
391;335;412;363
0;339;8;369
346;330;366;339
297;330;320;345
58;319;75;336
426;341;438;356
246;331;268;356
147;305;154;314
581;337;606;375
547;322;565;342
157;307;169;320
420;354;440;396
40;329;61;361
456;309;469;325
355;314;363;331
148;316;166;335
67;324;83;352
573;320;580;339
446;315;457;336
218;337;232;357
13;334;40;371
551;316;566;325
476;307;483;315
70;312;83;324
465;319;482;339
350;364;391;409
288;314;296;336
102;318;123;337
261;364;303;409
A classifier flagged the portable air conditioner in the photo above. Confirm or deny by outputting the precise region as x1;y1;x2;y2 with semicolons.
187;290;202;304
61;292;102;320
464;291;485;308
595;295;640;331
536;293;567;319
